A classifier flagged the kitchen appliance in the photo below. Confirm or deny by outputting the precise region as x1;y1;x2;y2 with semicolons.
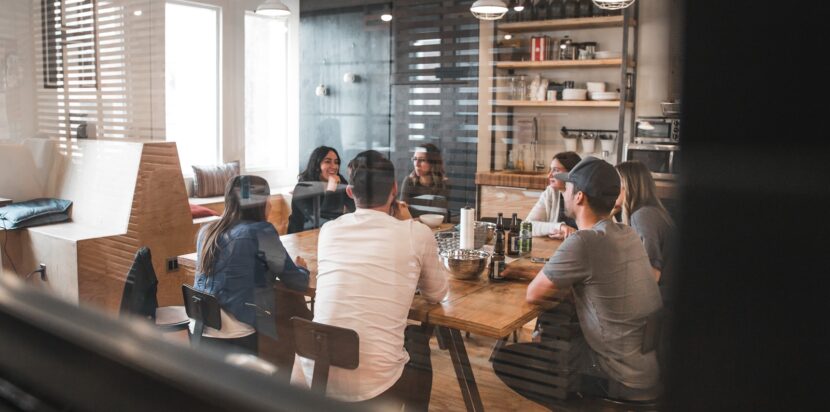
623;143;680;180
634;116;680;144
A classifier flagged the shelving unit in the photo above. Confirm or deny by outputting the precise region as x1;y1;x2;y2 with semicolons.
486;7;640;167
494;99;631;108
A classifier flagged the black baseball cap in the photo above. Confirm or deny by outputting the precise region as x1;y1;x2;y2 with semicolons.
553;156;621;203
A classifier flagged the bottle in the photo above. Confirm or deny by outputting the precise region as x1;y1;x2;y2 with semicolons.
532;0;546;20
577;0;592;18
506;213;521;257
520;0;534;21
520;220;533;254
490;230;506;281
495;212;505;233
547;0;563;20
563;0;578;18
591;1;605;17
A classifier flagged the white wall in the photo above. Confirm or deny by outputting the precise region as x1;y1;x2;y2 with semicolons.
0;0;36;142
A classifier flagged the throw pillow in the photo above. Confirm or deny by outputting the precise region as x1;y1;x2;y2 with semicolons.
189;203;220;219
192;161;240;198
0;198;73;230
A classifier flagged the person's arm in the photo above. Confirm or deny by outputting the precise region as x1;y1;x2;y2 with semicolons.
416;224;449;303
526;268;560;303
527;234;589;303
631;211;664;282
527;188;558;237
256;225;310;292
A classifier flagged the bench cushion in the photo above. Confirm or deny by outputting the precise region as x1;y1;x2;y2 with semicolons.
190;203;220;219
191;161;239;198
0;198;72;230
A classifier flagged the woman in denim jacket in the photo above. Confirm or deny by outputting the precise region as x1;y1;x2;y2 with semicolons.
192;175;309;354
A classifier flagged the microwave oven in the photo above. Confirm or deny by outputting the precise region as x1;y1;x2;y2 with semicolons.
623;143;680;180
634;116;680;144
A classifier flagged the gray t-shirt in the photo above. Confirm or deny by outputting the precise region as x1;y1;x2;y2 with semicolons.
630;206;676;305
543;219;662;389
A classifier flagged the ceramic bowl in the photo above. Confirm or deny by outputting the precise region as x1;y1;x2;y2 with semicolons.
586;82;606;93
562;88;588;101
419;214;445;228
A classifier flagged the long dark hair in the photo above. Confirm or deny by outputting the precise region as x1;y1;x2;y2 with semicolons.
553;151;581;171
408;143;447;188
197;175;270;276
298;146;348;184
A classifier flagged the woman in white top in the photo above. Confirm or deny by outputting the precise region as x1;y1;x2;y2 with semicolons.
525;151;581;238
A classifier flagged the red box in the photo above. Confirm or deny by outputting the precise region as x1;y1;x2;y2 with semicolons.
531;36;551;61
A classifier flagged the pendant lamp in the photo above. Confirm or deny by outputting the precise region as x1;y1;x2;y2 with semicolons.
256;0;291;17
470;0;508;20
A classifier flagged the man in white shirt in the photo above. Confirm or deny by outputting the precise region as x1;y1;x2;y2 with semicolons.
299;150;449;409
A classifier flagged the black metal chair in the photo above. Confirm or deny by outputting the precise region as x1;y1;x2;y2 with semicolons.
119;246;189;331
290;316;359;395
182;284;222;347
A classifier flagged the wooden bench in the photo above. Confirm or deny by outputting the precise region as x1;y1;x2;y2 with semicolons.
187;188;293;235
0;139;202;313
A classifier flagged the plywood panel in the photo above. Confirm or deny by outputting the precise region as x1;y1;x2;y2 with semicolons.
479;185;544;220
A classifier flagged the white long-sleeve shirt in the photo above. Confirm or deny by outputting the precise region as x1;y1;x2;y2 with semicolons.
526;186;568;237
298;208;449;402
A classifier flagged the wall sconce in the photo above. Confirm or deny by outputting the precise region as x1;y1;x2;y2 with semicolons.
343;73;360;83
315;84;329;97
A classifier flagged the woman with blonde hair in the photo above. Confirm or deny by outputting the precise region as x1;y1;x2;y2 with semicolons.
615;161;675;295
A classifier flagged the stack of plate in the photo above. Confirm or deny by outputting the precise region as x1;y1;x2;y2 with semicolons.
562;88;588;101
594;51;622;60
588;91;620;101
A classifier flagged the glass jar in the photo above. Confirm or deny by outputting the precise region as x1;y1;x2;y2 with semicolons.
514;75;528;100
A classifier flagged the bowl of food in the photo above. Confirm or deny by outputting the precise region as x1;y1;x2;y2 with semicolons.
439;249;490;280
419;213;445;228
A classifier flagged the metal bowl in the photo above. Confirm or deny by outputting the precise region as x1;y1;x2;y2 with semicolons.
439;249;490;280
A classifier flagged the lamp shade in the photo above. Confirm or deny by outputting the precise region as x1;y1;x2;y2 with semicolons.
470;0;508;20
256;0;291;17
592;0;636;10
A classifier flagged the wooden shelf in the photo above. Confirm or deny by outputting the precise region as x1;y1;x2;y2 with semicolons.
495;58;625;69
496;16;634;33
493;99;631;108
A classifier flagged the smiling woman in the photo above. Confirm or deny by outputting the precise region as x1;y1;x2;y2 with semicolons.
287;146;356;234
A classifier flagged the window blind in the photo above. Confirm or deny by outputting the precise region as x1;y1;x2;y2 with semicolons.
392;0;480;215
35;0;164;144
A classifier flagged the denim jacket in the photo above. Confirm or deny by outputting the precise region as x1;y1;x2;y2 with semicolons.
194;221;309;338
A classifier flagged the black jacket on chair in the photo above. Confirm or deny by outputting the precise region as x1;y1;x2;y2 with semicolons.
119;246;159;320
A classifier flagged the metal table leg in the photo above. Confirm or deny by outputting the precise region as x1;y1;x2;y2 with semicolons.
436;326;485;412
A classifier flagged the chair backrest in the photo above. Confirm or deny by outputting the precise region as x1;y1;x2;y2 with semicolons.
119;246;159;320
182;284;222;331
290;316;359;395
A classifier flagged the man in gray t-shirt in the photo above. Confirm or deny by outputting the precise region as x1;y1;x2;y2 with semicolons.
493;157;663;404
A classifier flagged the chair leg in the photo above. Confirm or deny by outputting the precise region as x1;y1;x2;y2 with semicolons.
489;336;509;362
512;329;518;343
465;331;470;339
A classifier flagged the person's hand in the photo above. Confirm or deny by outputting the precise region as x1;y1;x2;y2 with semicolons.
326;174;340;192
548;224;576;240
391;200;412;221
294;256;307;269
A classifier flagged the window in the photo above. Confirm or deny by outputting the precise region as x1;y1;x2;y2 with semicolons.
244;12;288;170
165;1;220;173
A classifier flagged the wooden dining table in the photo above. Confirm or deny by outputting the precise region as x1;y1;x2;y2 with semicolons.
178;223;563;412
